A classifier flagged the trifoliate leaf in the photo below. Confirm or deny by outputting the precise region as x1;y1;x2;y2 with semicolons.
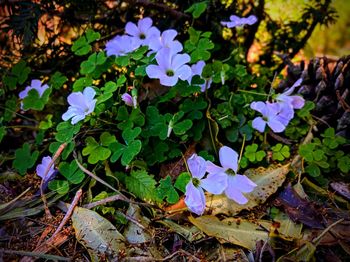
121;140;142;166
50;71;67;90
125;170;157;201
49;141;75;160
82;136;111;164
39;114;53;130
55;122;81;143
156;176;179;204
72;77;93;91
22;87;52;111
122;127;141;144
59;161;85;184
48;180;69;194
174;172;191;193
13;143;39;176
185;1;207;19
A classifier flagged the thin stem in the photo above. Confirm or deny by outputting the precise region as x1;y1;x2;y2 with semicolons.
237;89;269;96
238;134;246;172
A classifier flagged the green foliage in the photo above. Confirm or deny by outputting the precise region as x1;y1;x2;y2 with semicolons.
59;160;85;184
185;27;214;63
80;52;107;75
3;60;30;90
22;87;52;111
82;132;116;164
50;72;68;90
174;172;191;193
39;114;53;130
125;169;157;201
55;122;81;143
12;143;39;175
71;29;100;56
271;144;290;161
156;175;179;204
109;127;142;166
185;1;207;19
48;180;70;194
49;141;75;160
244;144;266;163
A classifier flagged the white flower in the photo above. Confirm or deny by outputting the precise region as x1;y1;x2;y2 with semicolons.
62;87;97;124
206;146;257;204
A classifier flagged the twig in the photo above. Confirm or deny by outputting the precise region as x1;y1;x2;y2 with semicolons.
40;142;67;218
73;151;121;194
82;194;127;209
0;249;70;261
122;249;200;262
48;189;82;242
336;90;350;112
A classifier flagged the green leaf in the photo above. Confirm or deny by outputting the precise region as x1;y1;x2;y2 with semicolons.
173;119;193;136
3;97;17;122
125;170;157;201
50;72;67;90
49;141;75;160
71;29;100;56
85;29;100;43
82;136;111;164
244;144;266;162
156;176;179;204
122;127;141;145
55;122;81;143
185;1;207;19
297;101;315;118
305;164;321;177
48;180;70;194
80;52;107;75
115;56;130;66
272;144;290;161
13;143;39;175
22;87;52;111
73;77;93;91
338;156;350;173
59;161;85;184
174;172;191;193
121;140;142;166
116;106;145;130
3;60;30;89
0;126;6;143
39;114;53;130
100;132;116;146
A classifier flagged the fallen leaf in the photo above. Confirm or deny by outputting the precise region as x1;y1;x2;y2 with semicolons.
71;206;125;261
206;164;290;215
330;182;350;201
271;211;303;241
189;215;271;250
158;219;205;242
274;184;324;229
124;204;152;244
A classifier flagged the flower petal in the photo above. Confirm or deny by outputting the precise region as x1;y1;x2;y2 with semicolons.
225;176;248;204
138;17;152;33
232;174;257;193
125;22;139;37
62;107;77;121
185;182;206;215
252;117;266;133
219;146;238;172
290;95;305;109
159;75;178;87
71;114;85;124
121;93;133;107
172;53;190;71
146;65;164;79
31;79;42;89
67;93;85;108
201;172;227;194
155;49;172;70
267;118;286;133
162;29;177;43
206;160;225;174
177;65;192;81
83;87;96;101
187;154;206;179
250;101;268;115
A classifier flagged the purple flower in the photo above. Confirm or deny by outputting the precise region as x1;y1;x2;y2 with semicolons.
250;101;287;133
276;78;305;110
187;60;212;92
185;154;227;215
146;48;191;86
206;146;257;204
19;79;49;109
221;15;257;28
36;156;55;181
62;87;97;124
105;35;140;57
121;93;137;108
148;29;183;55
125;17;160;47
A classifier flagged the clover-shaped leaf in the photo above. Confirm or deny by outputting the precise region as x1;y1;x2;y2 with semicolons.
71;29;100;56
50;71;67;90
297;101;315;118
80;52;107;75
39;114;53;130
122;127;141;144
143;140;169;165
125;169;157;201
73;77;93;91
185;1;207;19
338;156;350;173
3;60;30;90
116;106;145;130
156;175;179;204
143;106;168;140
82;132;115;164
174;172;191;193
48;180;70;194
244;144;266;162
271;144;290;161
49;141;75;160
55;122;81;143
22;87;52;111
59;161;85;184
13;143;39;175
110;140;142;166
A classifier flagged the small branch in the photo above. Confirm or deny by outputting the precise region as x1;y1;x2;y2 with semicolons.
40;142;67;219
73;151;121;194
48;189;82;242
82;194;127;209
0;249;70;261
336;90;350;112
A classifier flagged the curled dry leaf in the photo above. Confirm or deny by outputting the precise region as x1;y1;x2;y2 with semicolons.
71;206;125;261
206;164;290;216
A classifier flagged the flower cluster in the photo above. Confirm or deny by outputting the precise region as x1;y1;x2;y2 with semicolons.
105;17;211;87
250;79;305;133
185;146;257;215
